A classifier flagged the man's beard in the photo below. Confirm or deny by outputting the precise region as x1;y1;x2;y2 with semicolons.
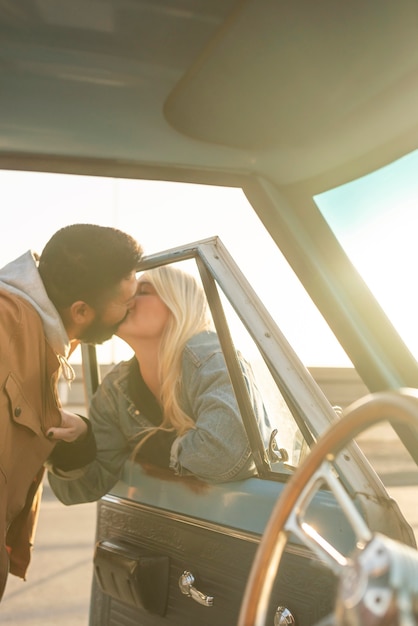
78;318;123;345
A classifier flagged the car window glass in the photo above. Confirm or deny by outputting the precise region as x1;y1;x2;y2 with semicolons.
314;150;418;536
212;292;310;471
314;149;418;361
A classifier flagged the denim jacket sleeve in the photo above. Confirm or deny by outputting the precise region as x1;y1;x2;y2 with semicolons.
48;363;133;504
169;336;258;483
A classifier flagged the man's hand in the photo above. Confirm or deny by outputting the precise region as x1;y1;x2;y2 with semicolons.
46;409;88;442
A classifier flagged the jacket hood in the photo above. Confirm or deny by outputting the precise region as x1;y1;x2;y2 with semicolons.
0;250;71;360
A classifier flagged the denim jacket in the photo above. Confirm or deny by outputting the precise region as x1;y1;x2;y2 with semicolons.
49;331;271;504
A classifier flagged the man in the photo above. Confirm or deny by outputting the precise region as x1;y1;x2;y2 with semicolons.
0;223;143;600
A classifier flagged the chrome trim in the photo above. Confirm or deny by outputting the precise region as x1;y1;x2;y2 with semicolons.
101;493;323;561
179;570;214;607
274;606;296;625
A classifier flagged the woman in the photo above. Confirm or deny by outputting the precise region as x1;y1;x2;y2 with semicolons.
48;265;270;504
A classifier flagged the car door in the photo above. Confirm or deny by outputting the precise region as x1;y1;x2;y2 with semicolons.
84;237;414;626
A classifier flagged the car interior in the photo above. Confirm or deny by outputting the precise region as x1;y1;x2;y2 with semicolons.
2;1;418;625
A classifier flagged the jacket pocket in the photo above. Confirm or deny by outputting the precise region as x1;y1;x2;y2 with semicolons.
4;373;41;436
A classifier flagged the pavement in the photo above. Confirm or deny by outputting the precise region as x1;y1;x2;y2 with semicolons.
0;480;96;626
0;423;417;625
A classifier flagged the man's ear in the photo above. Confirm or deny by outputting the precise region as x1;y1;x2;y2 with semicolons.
69;301;96;326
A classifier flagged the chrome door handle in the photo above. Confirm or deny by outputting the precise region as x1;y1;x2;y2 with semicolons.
179;570;214;606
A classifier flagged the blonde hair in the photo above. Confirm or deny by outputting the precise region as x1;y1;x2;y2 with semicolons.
133;265;213;452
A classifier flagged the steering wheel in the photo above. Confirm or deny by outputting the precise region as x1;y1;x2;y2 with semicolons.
238;389;418;626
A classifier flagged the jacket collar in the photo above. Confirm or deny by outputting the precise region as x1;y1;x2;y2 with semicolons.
0;250;71;359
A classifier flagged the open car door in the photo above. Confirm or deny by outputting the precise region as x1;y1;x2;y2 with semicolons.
82;238;415;626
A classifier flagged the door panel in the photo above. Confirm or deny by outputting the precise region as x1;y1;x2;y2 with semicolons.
91;497;336;626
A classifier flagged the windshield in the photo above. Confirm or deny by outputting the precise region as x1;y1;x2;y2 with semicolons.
314;149;418;360
314;149;418;540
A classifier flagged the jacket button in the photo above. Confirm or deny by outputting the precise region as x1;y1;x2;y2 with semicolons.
14;406;22;417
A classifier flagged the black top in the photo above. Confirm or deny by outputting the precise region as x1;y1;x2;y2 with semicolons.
128;358;177;469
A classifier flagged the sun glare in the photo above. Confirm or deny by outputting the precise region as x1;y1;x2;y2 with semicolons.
315;149;418;359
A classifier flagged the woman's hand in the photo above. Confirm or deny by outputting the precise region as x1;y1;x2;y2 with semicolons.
46;409;88;442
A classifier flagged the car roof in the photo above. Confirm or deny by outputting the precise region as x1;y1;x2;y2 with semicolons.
1;0;418;199
2;0;418;396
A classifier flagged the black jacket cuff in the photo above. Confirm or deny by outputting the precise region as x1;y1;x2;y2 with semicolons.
48;416;97;471
134;430;177;469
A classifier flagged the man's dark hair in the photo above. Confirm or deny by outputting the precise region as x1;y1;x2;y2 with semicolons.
38;224;143;309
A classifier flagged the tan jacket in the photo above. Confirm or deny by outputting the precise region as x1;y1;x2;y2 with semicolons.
0;289;61;598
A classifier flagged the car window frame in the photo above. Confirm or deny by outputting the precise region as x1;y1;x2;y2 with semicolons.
81;236;394;502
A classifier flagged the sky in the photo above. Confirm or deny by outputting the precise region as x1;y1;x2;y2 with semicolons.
315;149;418;358
1;169;348;366
2;153;417;367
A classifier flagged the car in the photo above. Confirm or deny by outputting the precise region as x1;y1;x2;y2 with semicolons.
1;1;418;625
83;238;418;626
